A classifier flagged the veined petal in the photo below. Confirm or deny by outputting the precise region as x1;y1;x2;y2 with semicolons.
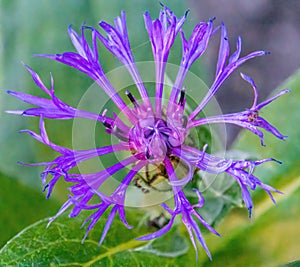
23;64;51;95
47;198;74;227
189;48;267;120
98;205;118;246
36;28;135;122
72;154;140;191
6;69;118;122
98;11;151;109
81;204;109;242
228;36;242;64
168;153;195;187
144;6;185;117
68;25;87;58
237;179;253;216
215;23;229;78
256;89;291;110
180;21;213;67
117;207;133;229
168;18;214;106
185;214;212;260
7;90;56;109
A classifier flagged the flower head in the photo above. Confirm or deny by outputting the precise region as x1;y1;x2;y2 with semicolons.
8;4;288;260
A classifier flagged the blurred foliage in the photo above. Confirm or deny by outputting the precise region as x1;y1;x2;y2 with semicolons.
0;172;60;247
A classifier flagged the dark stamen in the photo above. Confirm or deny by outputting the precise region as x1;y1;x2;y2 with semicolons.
103;120;113;129
209;16;216;23
43;184;49;192
145;148;152;159
184;9;190;18
178;88;185;106
126;90;138;107
182;115;188;128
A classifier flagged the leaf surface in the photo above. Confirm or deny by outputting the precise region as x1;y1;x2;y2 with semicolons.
0;210;197;266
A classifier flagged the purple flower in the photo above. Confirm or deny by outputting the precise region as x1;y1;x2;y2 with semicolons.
8;5;288;260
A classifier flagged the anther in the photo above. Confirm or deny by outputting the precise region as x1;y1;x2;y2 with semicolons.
145;148;152;160
126;90;138;107
210;16;216;23
103;120;113;129
178;88;185;106
182;115;188;128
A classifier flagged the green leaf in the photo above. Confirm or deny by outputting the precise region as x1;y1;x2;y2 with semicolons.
281;261;300;267
200;181;300;266
0;210;197;266
0;172;60;247
200;173;243;226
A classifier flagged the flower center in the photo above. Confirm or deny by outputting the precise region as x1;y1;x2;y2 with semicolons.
125;89;189;163
129;117;172;162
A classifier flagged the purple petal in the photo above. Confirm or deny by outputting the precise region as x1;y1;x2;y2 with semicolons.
184;215;212;260
98;205;118;246
169;158;194;186
184;219;200;260
256;89;291;110
23;64;51;95
7;90;54;108
189;50;266;120
237;180;253;217
169;19;214;105
117;206;133;229
215;23;229;78
81;204;109;243
192;188;205;209
68;25;86;58
77;154;139;191
47;198;74;227
240;72;258;108
256;116;287;141
192;211;220;236
228;36;242;64
161;203;174;214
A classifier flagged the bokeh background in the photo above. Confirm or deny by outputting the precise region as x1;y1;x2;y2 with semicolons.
191;0;300;144
0;0;299;266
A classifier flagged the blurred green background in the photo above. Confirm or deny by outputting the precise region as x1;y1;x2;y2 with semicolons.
0;0;300;266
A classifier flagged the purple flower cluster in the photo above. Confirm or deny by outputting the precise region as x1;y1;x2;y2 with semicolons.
8;5;288;259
